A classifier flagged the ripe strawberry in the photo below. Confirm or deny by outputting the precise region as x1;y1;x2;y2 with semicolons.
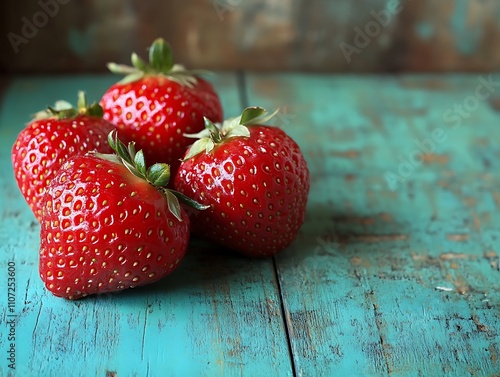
39;131;206;299
12;92;115;221
100;37;223;179
174;107;310;257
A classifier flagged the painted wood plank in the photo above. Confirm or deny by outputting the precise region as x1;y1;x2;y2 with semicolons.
245;73;500;376
0;74;293;377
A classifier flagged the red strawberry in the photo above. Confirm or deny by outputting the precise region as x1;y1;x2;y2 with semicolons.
12;92;115;221
100;38;223;179
40;131;205;299
174;107;310;257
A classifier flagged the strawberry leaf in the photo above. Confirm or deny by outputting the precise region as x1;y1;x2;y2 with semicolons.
131;53;149;72
127;142;137;161
171;190;211;211
134;150;147;176
241;107;280;126
122;159;142;177
181;107;281;162
204;117;222;143
48;106;79;120
204;116;219;133
115;136;133;165
101;131;208;218
107;39;202;87
167;70;198;88
164;189;182;221
205;139;215;153
149;38;174;72
225;124;250;138
33;102;70;120
106;62;137;75
107;131;148;179
147;163;170;187
183;138;214;161
76;91;103;117
77;91;87;109
87;102;104;117
107;131;118;151
117;72;146;85
34;93;105;120
90;151;122;165
183;129;211;139
240;107;267;125
53;100;73;111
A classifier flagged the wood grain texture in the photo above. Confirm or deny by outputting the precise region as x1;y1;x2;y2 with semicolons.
1;0;499;73
245;73;500;376
0;74;292;376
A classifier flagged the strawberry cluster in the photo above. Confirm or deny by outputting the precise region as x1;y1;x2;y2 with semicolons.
11;38;310;300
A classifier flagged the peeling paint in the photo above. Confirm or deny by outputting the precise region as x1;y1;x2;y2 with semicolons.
440;253;468;260
446;234;470;242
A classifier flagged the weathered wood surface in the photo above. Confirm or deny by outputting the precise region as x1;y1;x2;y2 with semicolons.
245;73;500;376
0;74;292;377
1;0;500;73
0;73;499;376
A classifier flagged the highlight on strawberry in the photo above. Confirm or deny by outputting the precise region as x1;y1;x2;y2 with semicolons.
11;91;116;221
100;37;223;180
39;130;208;299
174;107;310;257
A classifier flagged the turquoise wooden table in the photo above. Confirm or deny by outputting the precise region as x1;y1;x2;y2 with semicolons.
0;73;499;377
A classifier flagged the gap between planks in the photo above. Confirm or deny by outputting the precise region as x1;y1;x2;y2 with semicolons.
237;71;298;377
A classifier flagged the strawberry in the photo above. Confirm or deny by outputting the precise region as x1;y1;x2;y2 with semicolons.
100;37;223;179
174;107;310;257
11;92;115;221
39;131;206;299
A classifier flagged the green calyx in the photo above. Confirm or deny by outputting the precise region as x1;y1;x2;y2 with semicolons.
107;38;205;87
94;130;209;222
33;91;104;120
183;106;279;160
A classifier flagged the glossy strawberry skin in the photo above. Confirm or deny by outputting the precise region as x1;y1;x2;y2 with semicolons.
174;126;310;257
11;116;115;221
40;154;189;299
101;76;223;176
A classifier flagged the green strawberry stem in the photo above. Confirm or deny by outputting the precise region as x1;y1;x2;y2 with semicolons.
95;130;209;221
106;38;207;87
34;91;104;120
183;106;279;160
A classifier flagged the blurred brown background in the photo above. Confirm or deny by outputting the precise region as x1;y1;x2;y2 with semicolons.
1;0;499;73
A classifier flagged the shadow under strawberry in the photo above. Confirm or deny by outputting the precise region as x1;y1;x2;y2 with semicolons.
87;240;262;303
